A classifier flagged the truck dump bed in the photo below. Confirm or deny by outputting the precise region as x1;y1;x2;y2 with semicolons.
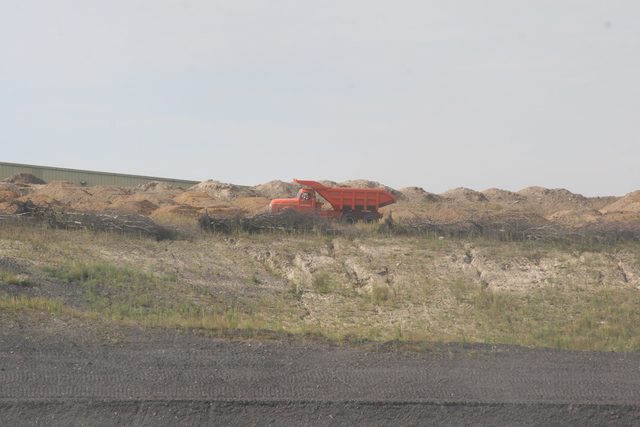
294;179;397;212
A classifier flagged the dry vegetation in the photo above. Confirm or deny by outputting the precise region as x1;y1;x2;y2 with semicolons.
2;173;640;352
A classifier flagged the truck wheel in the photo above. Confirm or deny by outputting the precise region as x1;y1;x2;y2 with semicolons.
362;214;378;224
341;213;358;225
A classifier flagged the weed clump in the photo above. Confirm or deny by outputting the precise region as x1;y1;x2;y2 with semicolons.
313;272;333;294
0;270;35;287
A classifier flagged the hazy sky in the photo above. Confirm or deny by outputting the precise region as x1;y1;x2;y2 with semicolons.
2;1;639;196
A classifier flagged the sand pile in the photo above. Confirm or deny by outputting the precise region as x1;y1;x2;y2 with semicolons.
231;197;271;215
340;179;399;196
0;174;46;197
88;185;134;203
189;180;259;202
35;181;95;205
3;173;46;185
397;187;442;203
478;211;549;227
125;193;177;207
599;191;640;214
585;196;619;210
482;188;526;204
252;180;300;199
517;187;587;205
0;194;63;214
134;181;185;194
173;191;243;215
173;192;221;207
0;185;18;203
440;188;489;203
110;200;159;216
588;212;640;233
547;209;602;227
122;181;184;207
18;194;61;206
0;186;19;213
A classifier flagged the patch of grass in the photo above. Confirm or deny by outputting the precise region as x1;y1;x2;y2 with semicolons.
286;284;304;300
0;295;69;314
449;277;477;303
243;275;262;285
313;272;333;294
0;269;35;287
370;285;390;304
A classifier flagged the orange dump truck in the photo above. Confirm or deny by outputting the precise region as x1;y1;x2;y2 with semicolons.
269;179;397;224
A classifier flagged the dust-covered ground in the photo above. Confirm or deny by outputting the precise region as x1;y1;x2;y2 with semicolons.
2;323;640;427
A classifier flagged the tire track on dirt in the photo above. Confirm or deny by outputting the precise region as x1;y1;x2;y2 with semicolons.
3;330;640;425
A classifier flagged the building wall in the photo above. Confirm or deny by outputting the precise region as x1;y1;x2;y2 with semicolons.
0;162;200;189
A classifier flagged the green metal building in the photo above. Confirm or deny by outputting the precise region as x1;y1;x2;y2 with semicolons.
0;162;200;189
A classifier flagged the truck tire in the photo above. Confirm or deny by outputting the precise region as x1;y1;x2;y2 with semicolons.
341;213;358;225
362;214;378;224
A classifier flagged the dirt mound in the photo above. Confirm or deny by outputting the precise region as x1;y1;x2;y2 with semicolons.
88;185;133;204
173;191;221;207
339;179;399;196
478;210;549;227
70;202;114;213
35;181;95;205
600;190;640;213
398;187;443;203
252;180;300;199
584;196;619;211
547;209;602;228
110;199;159;216
173;192;243;215
440;188;488;203
188;180;259;202
0;185;19;203
598;212;640;230
517;187;587;205
319;180;339;187
231;197;271;215
18;194;63;206
124;193;176;207
0;202;12;214
3;173;46;185
134;181;185;193
127;181;184;206
0;194;64;213
482;188;526;204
